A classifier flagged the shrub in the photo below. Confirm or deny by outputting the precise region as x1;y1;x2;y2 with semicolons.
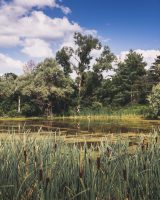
7;109;19;117
148;83;160;119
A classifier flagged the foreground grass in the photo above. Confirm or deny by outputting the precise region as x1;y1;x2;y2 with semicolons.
0;133;160;200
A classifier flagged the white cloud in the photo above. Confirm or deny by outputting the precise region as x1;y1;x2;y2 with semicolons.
13;0;56;8
16;12;81;39
118;49;160;68
0;35;21;47
0;53;24;74
22;38;54;58
0;0;99;74
55;4;71;14
0;1;80;62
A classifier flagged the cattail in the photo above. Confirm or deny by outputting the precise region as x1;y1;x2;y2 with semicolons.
155;136;158;143
123;168;127;181
88;158;92;166
54;143;57;151
107;147;112;158
39;169;43;181
34;156;37;175
97;157;101;170
45;177;50;189
126;187;130;199
24;149;27;163
146;142;149;150
141;144;145;152
79;166;84;178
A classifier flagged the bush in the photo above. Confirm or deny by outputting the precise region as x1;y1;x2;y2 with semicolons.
21;103;41;117
91;101;102;110
7;109;19;117
148;83;160;119
0;108;3;117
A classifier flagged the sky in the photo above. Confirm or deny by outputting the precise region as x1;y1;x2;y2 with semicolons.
0;0;160;74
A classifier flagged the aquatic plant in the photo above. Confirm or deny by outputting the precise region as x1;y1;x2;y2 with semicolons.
0;132;159;200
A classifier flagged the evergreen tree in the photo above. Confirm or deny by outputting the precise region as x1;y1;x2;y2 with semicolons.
112;50;147;105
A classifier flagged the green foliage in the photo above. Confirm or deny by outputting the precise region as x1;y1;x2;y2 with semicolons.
91;101;102;110
21;103;41;117
0;33;159;117
147;55;160;87
7;109;19;117
112;50;147;105
56;47;73;76
0;108;3;116
148;83;160;119
93;46;115;74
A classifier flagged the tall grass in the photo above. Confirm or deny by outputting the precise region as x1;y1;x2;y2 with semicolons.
75;104;148;117
0;132;160;200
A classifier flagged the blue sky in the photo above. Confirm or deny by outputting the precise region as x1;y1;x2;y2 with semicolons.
0;0;159;74
64;0;160;52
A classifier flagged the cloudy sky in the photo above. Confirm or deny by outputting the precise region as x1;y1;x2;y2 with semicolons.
0;0;160;74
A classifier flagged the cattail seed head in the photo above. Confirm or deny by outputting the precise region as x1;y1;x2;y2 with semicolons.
24;149;27;163
45;177;50;189
79;166;84;178
88;158;92;165
39;169;43;181
54;143;57;151
107;147;112;157
123;168;127;181
155;136;158;143
141;144;145;152
97;157;101;170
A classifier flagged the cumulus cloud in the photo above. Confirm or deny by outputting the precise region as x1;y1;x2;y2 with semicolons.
0;35;21;47
0;0;100;74
22;38;54;58
0;53;24;74
13;0;56;9
118;49;160;68
55;4;71;14
0;0;81;60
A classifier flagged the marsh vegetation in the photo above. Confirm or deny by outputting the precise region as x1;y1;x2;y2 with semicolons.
0;131;159;200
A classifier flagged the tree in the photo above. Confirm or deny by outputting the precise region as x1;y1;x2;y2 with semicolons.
0;73;18;115
56;32;101;113
56;47;73;77
147;55;160;89
81;46;115;107
93;46;115;75
112;50;147;105
21;58;73;116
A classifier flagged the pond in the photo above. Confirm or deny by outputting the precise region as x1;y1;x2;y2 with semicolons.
0;117;160;136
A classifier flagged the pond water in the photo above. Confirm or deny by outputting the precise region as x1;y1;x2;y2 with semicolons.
0;118;160;135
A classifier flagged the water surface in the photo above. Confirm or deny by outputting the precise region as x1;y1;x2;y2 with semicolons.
0;118;160;135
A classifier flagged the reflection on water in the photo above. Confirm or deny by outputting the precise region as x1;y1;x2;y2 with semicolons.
0;118;160;135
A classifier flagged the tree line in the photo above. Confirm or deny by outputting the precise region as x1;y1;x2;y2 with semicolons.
0;32;160;117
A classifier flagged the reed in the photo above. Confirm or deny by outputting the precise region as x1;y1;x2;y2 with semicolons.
0;131;160;200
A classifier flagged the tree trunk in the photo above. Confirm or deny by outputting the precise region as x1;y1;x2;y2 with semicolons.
18;96;21;113
77;73;82;114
